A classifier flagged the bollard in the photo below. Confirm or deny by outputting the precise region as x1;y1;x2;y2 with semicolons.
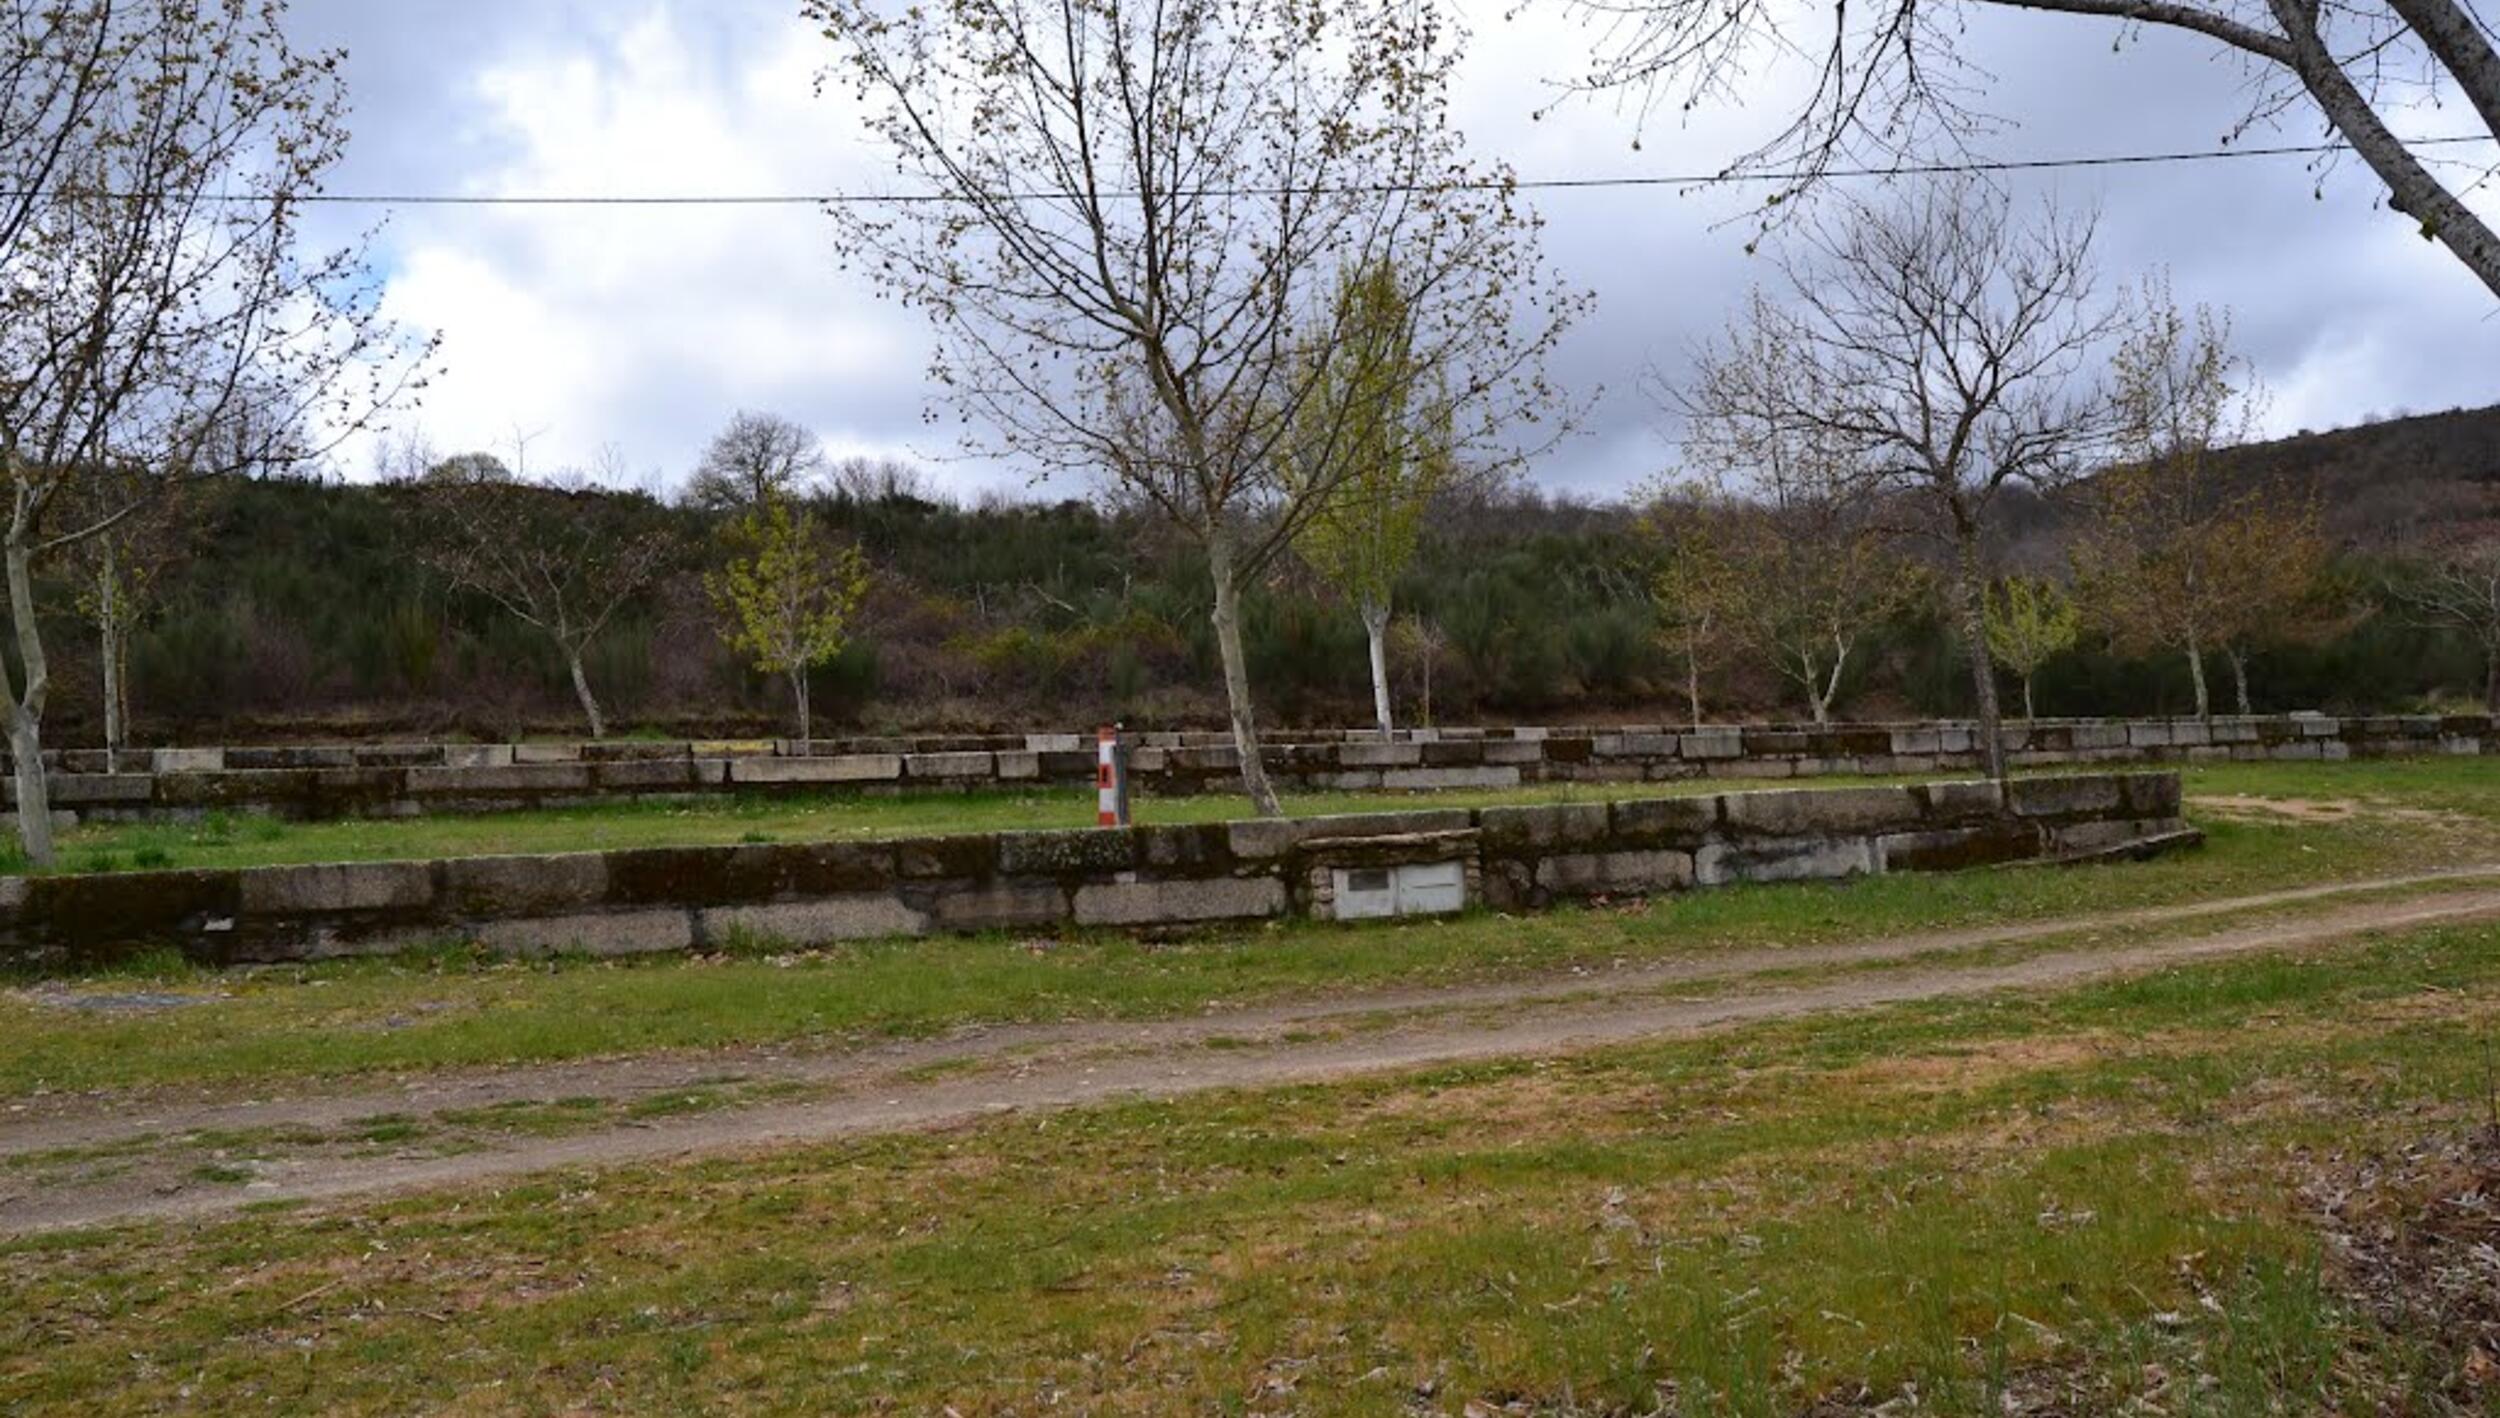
1095;724;1131;827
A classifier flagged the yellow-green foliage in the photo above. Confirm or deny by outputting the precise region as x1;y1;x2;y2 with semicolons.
708;496;870;681
1290;260;1455;620
1985;577;2081;681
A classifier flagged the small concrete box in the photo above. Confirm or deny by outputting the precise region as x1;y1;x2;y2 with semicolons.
1331;859;1468;921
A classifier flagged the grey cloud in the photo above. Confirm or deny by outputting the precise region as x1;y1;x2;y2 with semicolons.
290;0;2498;500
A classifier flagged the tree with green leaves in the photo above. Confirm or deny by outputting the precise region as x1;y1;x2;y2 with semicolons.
1289;262;1460;736
1985;578;2080;720
64;472;193;767
1643;479;1740;730
710;495;871;745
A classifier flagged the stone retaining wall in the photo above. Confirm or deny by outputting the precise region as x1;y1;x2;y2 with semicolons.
0;772;2193;971
1;713;2475;824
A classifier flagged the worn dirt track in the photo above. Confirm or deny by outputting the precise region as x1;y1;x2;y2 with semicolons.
6;868;2500;1238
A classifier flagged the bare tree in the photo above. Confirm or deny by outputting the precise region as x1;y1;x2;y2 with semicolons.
813;0;1583;815
1569;0;2500;300
419;461;676;739
2393;536;2500;712
1679;182;2118;778
686;411;826;513
1389;613;1452;728
827;454;940;505
0;0;426;865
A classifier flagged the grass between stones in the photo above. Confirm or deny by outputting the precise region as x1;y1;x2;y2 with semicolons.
20;754;2362;877
3;759;2496;1098
8;920;2500;1412
32;778;1756;877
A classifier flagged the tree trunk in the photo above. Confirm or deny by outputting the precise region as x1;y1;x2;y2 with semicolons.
1684;628;1704;731
2487;648;2500;717
790;668;812;750
564;647;607;740
2022;674;2037;723
1207;535;1284;818
1361;598;1393;737
97;544;125;771
1822;635;1851;726
2185;635;2211;720
4;536;55;868
2227;646;2253;716
99;611;123;771
1951;532;2008;783
5;707;49;869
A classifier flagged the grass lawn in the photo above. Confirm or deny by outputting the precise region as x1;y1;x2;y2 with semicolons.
31;777;1764;877
8;916;2499;1412
3;757;2496;1097
9;765;2160;875
24;755;2497;879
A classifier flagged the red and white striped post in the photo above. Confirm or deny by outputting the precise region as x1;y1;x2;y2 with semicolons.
1095;724;1131;827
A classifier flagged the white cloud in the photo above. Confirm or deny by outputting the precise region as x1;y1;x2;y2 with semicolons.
313;0;2500;499
348;4;953;491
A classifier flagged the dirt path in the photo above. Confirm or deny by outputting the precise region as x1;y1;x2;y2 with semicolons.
10;865;2495;1156
4;870;2498;1238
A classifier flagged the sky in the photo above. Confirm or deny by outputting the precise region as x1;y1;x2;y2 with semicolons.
289;0;2500;502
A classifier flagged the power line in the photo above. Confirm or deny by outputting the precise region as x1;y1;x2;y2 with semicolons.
12;132;2496;207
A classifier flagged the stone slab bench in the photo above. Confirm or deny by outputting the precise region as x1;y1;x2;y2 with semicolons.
0;772;2193;971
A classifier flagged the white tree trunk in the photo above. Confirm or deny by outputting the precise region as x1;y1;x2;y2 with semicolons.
99;612;124;771
2022;674;2037;722
1819;635;1851;726
1361;598;1393;737
791;668;812;750
1685;628;1704;731
564;648;607;740
2227;646;2253;716
1801;652;1832;725
1208;535;1284;818
2186;633;2211;720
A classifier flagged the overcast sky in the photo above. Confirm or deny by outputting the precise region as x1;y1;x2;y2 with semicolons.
290;0;2500;502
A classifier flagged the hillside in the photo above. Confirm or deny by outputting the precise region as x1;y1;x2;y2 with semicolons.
2214;403;2500;544
24;403;2500;746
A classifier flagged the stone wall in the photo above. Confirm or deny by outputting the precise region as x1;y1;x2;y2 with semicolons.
1;714;2476;825
0;772;2193;971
